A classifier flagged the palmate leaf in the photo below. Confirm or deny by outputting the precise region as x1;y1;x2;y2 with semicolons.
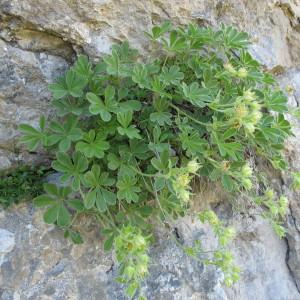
48;115;83;151
52;152;88;191
84;164;115;188
117;126;142;139
265;90;288;113
19;116;52;151
181;82;212;107
86;86;118;122
116;111;141;139
159;65;184;85
83;164;116;212
73;55;93;79
218;142;244;160
49;69;88;99
117;176;141;203
132;64;149;88
84;187;116;212
145;21;172;40
107;153;122;170
87;92;111;121
33;184;73;227
220;25;250;49
119;100;142;113
162;30;187;52
103;44;134;77
76;130;110;158
179;131;208;156
150;112;172;126
52;98;90;117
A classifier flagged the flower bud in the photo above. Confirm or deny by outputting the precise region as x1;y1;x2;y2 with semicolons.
244;123;255;134
265;189;274;199
241;164;252;178
249;101;261;111
237;67;248;78
179;190;190;202
224;63;236;74
243;89;256;102
187;160;201;173
135;235;147;248
177;174;190;189
137;264;148;277
124;266;135;279
279;196;288;210
249;111;262;124
235;104;248;119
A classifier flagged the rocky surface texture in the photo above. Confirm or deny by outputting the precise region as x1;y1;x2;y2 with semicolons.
1;0;300;299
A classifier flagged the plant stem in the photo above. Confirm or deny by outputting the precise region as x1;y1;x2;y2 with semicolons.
169;103;212;127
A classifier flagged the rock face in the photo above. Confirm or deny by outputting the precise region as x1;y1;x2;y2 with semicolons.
1;0;300;299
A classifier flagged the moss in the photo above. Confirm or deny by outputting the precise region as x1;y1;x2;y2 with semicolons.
0;165;52;208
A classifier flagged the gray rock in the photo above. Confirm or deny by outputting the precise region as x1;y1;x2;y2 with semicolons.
0;229;15;266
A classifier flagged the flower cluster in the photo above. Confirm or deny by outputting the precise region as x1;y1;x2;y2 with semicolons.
224;63;248;78
239;163;253;190
255;189;288;237
114;225;150;298
230;89;262;134
199;210;240;286
171;160;201;203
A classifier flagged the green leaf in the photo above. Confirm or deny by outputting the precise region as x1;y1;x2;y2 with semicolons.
218;142;244;160
86;92;112;122
43;204;59;224
49;69;87;99
103;48;132;77
69;231;84;244
52;152;88;191
150;112;172;126
182;82;211;107
117;176;141;203
83;165;116;212
265;91;288;113
68;199;84;212
84;189;97;209
49;115;82;151
119;100;142;113
154;177;165;191
19;117;49;151
101;188;117;205
118;126;142;139
57;204;71;227
126;282;138;298
159;66;184;85
73;55;93;79
76;130;110;158
33;195;55;207
221;175;235;192
104;233;115;251
107;153;122;170
162;30;186;52
117;111;133;128
179;131;208;156
132;64;149;88
84;164;115;188
220;25;250;49
145;21;172;39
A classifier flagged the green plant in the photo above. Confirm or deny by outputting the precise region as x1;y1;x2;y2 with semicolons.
19;22;293;298
0;165;52;208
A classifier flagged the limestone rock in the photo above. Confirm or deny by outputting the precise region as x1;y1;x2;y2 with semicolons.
0;203;299;300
